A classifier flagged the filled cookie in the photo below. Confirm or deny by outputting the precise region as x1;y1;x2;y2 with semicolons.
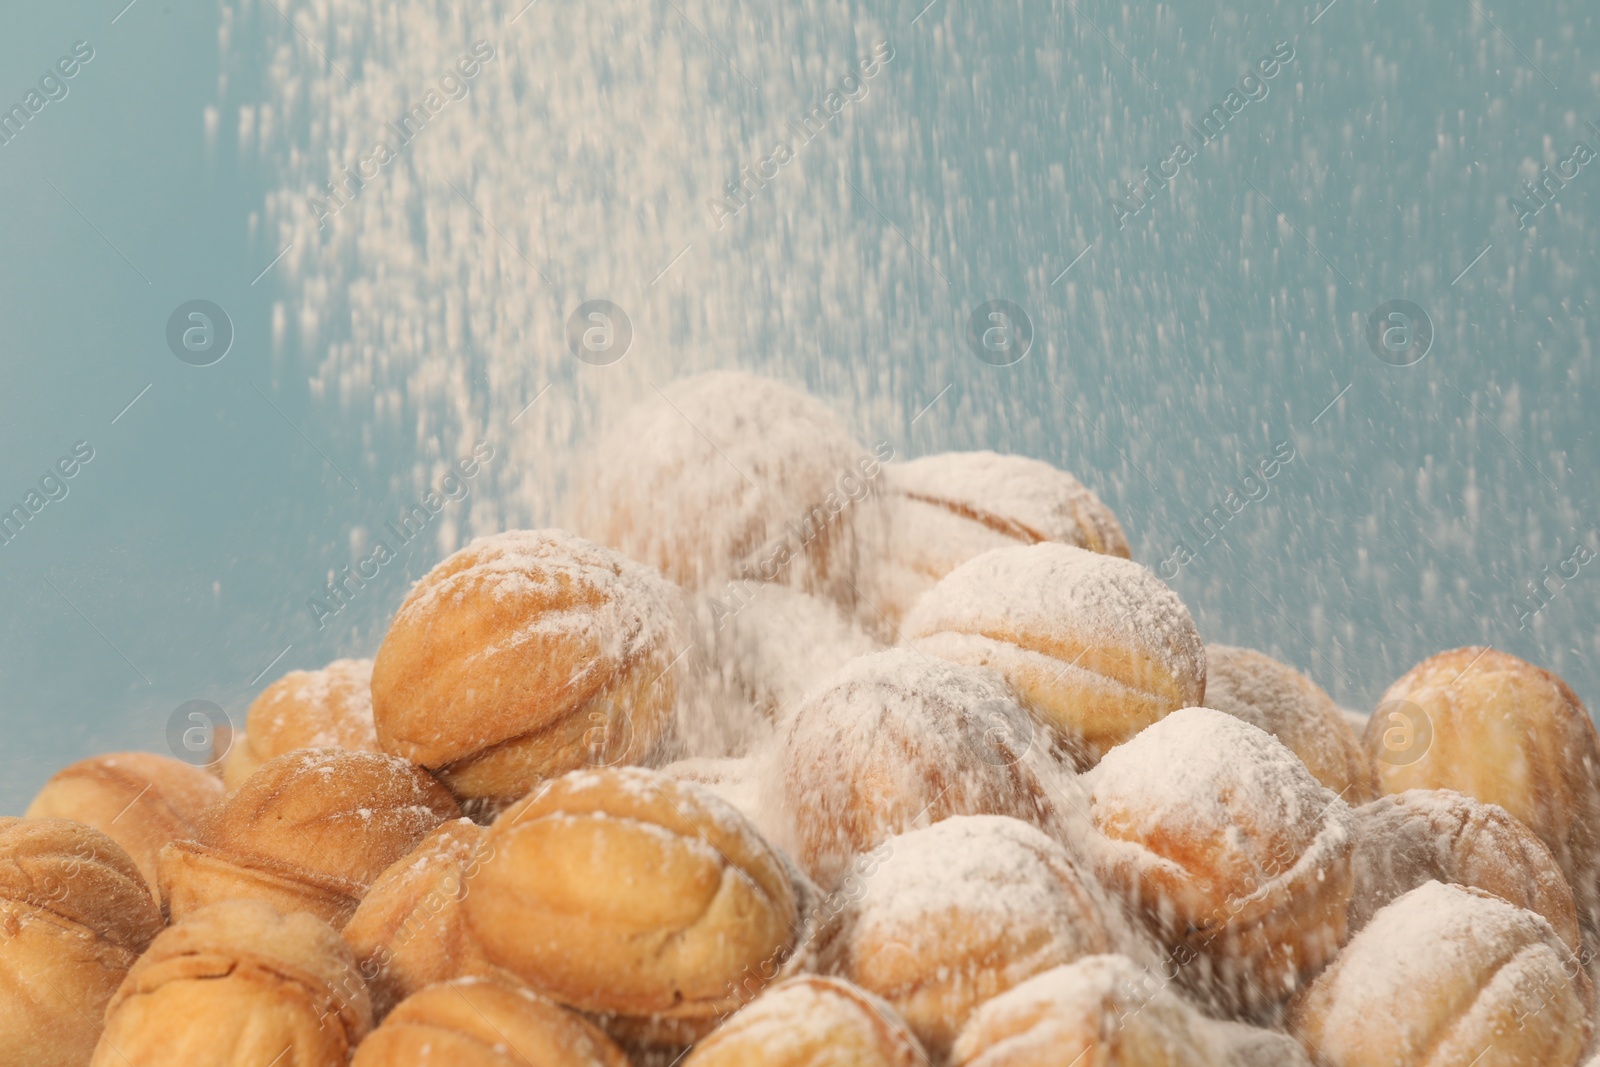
0;818;163;1067
572;371;883;609
223;657;378;789
1289;880;1592;1066
904;542;1205;766
1347;788;1580;950
1085;706;1355;1014
24;751;224;901
683;975;925;1067
1203;643;1376;802
92;899;371;1067
1367;647;1600;930
780;648;1073;888
371;529;689;812
342;817;500;1017
818;814;1127;1060
857;450;1129;626
463;767;800;1051
157;748;460;927
351;974;629;1067
950;954;1312;1067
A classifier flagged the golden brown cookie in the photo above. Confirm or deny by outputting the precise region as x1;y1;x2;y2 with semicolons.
1203;644;1377;802
1289;881;1592;1067
683;976;925;1067
819;815;1120;1060
371;529;689;812
1086;707;1355;1014
858;450;1129;626
1366;647;1600;930
92;899;371;1066
24;751;224;901
781;648;1073;888
571;371;882;608
904;543;1205;767
223;657;377;789
157;748;460;928
0;818;163;1067
351;974;630;1067
464;767;800;1051
950;954;1312;1067
342;818;500;1017
1348;788;1581;951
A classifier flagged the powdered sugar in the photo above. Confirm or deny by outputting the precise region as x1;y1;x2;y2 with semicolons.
903;542;1204;695
1089;707;1346;857
775;648;1079;887
570;372;873;598
701;582;883;729
393;528;687;672
1204;645;1328;734
659;757;763;823
542;765;774;853
1299;880;1585;1057
843;815;1100;952
1202;644;1373;800
951;954;1312;1066
885;450;1125;552
1346;788;1581;948
697;976;918;1062
782;648;1042;775
252;657;377;752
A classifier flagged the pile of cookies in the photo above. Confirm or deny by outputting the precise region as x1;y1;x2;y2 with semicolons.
6;371;1598;1066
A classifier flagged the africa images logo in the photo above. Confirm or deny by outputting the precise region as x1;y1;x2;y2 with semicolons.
0;41;95;149
307;42;496;229
705;40;895;230
1109;41;1296;229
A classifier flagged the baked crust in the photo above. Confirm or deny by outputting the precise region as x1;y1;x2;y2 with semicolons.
24;753;223;901
351;974;630;1067
371;529;688;807
905;543;1205;766
1203;644;1377;803
93;899;371;1067
1289;881;1593;1067
1367;647;1600;931
1348;788;1581;951
0;818;164;1067
818;815;1117;1060
224;658;377;789
1086;707;1355;1014
951;954;1312;1067
157;748;459;927
464;767;799;1049
684;976;926;1067
858;450;1129;626
781;649;1074;889
341;818;501;1017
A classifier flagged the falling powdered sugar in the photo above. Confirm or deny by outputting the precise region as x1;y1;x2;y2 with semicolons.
570;371;875;597
701;582;883;731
